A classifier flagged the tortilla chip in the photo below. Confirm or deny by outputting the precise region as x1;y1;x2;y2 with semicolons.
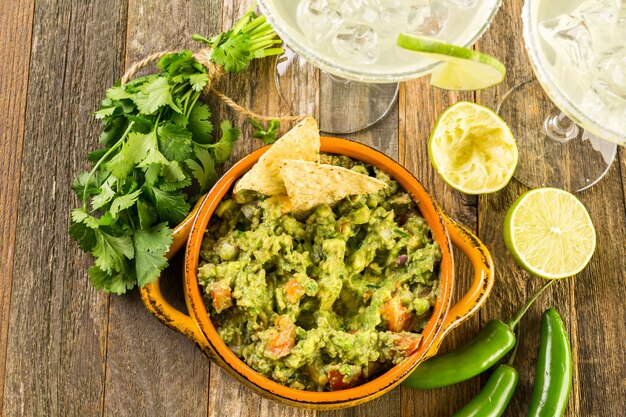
233;117;320;196
279;160;387;213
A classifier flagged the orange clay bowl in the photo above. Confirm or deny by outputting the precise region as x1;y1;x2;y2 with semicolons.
139;137;494;410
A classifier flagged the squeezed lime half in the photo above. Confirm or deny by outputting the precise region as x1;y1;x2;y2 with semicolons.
429;102;518;195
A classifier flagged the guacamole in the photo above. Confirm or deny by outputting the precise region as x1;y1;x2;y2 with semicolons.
198;155;442;391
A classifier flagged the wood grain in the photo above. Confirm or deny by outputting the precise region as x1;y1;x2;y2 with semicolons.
477;1;626;417
398;76;480;417
101;1;222;416
0;0;35;411
2;0;126;416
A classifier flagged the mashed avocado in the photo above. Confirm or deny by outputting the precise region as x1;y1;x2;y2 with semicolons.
198;155;441;391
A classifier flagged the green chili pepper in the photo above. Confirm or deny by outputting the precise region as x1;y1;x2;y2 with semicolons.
402;281;555;390
452;365;519;417
527;308;572;417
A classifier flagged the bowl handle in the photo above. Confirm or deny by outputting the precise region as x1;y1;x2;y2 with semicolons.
139;197;214;358
427;213;495;357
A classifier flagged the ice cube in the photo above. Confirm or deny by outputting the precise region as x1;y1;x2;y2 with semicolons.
296;0;343;44
539;13;595;74
341;0;379;24
592;79;626;110
406;1;449;37
595;47;626;98
573;0;619;47
332;24;379;64
352;0;409;39
445;0;478;8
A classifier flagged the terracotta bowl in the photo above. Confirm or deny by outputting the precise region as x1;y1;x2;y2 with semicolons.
140;137;494;409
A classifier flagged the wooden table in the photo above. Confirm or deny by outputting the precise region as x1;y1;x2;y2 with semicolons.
2;1;625;416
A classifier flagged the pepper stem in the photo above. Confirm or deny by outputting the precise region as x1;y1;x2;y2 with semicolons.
506;280;557;331
506;324;520;366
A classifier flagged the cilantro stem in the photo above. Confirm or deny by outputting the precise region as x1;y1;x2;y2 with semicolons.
82;121;134;209
187;91;201;119
243;15;266;34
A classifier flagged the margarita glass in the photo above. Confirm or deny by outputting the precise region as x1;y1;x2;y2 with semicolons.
499;0;625;192
258;0;502;133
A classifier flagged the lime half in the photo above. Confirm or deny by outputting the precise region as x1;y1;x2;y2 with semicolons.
429;102;518;194
504;188;596;279
397;33;506;90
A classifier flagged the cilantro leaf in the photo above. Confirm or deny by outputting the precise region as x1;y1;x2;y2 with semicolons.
209;120;240;163
189;73;209;92
133;77;181;115
158;124;192;161
87;148;108;163
92;229;134;274
187;102;213;144
71;208;101;229
70;220;97;251
251;119;281;144
125;114;154;133
72;171;101;199
123;131;152;164
99;115;128;148
158;177;192;191
93;107;116;119
186;147;216;192
106;85;134;100
150;187;190;225
161;160;186;183
109;189;142;218
89;265;136;294
107;150;134;179
91;177;117;210
210;33;252;73
143;163;161;186
158;50;204;78
137;199;157;229
133;223;173;287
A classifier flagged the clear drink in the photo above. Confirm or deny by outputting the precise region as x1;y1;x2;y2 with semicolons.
260;0;502;82
526;0;626;145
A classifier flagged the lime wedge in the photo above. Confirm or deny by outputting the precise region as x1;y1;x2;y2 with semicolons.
504;188;596;279
397;33;506;90
428;102;518;194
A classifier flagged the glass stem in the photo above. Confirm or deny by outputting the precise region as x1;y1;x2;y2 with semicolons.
544;111;578;143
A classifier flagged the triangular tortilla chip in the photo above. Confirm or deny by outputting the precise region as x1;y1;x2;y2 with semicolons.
233;117;320;196
279;160;387;213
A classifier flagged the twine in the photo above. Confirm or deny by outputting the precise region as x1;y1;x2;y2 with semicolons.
121;48;306;124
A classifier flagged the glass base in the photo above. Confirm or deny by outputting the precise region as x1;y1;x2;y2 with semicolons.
497;78;617;192
275;48;398;134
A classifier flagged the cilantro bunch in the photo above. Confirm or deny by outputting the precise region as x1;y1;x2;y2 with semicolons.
70;6;284;294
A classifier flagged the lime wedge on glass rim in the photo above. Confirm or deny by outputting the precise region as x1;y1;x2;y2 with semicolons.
428;102;518;194
397;33;506;90
504;188;596;279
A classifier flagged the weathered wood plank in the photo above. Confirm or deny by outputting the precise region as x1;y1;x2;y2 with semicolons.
397;75;479;417
2;0;126;416
615;150;626;211
320;88;400;417
476;1;626;416
206;2;320;416
101;1;221;416
0;0;35;412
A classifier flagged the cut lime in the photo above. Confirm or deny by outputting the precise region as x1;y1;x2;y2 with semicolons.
397;33;506;90
504;188;596;279
429;102;518;194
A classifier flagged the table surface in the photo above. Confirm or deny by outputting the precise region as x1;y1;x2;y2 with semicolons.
2;1;625;416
